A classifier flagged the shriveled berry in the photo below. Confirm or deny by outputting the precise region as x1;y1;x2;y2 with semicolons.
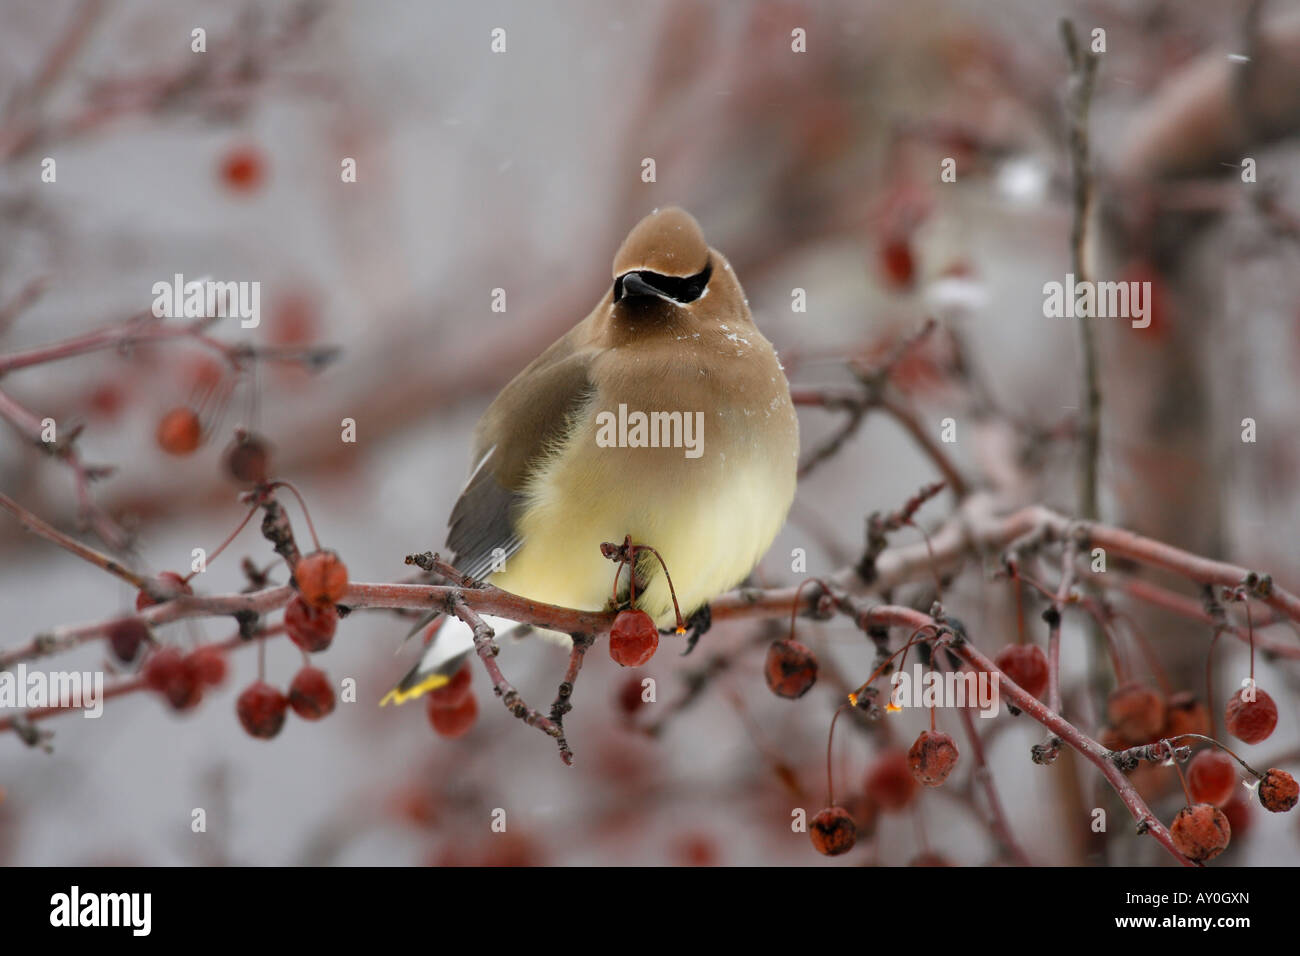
864;749;919;811
1258;769;1298;813
284;596;337;652
764;638;818;699
288;666;335;720
185;645;227;687
223;432;271;484
428;692;477;738
994;644;1049;700
609;609;658;667
1224;686;1278;745
156;407;202;455
809;806;856;857
143;647;202;710
1107;683;1167;745
1169;804;1230;862
294;550;348;609
908;730;959;787
135;571;193;610
106;618;151;663
1163;691;1211;739
1186;750;1237;807
237;680;288;739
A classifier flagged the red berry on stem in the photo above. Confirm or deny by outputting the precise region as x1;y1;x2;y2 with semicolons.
237;681;288;739
1258;769;1298;813
609;609;658;667
764;638;818;699
1186;749;1238;807
185;645;227;687
993;644;1049;699
427;663;472;710
1169;804;1230;862
156;407;202;455
223;432;272;484
427;692;477;738
1224;686;1277;745
284;596;337;652
1107;683;1166;745
143;647;202;710
288;666;336;720
106;618;151;663
135;571;193;610
908;730;960;787
864;749;919;811
294;550;348;609
809;806;857;857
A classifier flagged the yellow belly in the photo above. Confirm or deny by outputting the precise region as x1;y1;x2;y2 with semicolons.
491;432;795;632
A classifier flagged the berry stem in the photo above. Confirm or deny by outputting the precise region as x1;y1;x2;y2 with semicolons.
1165;733;1265;780
185;501;259;584
825;704;849;806
629;543;685;633
267;479;321;551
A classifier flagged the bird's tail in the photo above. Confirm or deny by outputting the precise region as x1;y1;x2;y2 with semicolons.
380;612;522;706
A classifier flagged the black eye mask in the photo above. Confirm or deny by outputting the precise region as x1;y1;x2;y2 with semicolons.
614;260;712;304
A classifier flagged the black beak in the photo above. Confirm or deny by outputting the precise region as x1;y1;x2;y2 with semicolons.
617;271;660;301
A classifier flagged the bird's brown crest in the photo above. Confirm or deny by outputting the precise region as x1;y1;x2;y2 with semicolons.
612;207;710;279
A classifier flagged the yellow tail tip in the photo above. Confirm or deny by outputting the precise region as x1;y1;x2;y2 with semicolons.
379;672;451;708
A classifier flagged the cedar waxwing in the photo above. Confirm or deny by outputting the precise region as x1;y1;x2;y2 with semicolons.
383;207;799;704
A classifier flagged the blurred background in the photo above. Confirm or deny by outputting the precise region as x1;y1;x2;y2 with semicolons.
1;0;1297;865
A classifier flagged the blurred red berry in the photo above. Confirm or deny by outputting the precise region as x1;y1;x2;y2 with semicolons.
185;646;227;687
908;730;959;787
673;833;719;866
1107;683;1167;745
609;609;658;667
428;692;477;738
865;749;919;811
156;407;202;455
1163;691;1211;739
135;571;193;611
1224;686;1277;745
106;618;151;663
1221;792;1253;836
1186;749;1238;807
219;145;266;193
994;644;1049;700
616;675;646;716
909;852;955;866
1258;769;1298;813
269;292;319;347
284;596;337;653
427;664;472;710
879;237;916;290
223;432;272;484
764;638;818;699
1169;804;1230;862
809;806;856;857
237;681;288;739
288;666;336;720
294;550;348;609
142;647;201;710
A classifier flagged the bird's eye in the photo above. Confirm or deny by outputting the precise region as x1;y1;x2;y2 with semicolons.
615;260;712;304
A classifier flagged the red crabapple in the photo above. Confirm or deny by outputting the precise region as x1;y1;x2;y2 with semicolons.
185;646;227;687
428;663;472;710
135;571;193;610
288;666;336;720
1107;683;1166;745
294;550;348;608
809;806;856;857
865;749;919;811
106;618;151;663
156;407;202;455
1224;686;1278;745
609;609;658;667
428;692;477;738
236;681;288;739
994;644;1049;700
1169;804;1230;862
285;596;337;652
143;647;201;711
764;638;818;699
1258;769;1298;813
1186;750;1237;807
908;730;959;787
